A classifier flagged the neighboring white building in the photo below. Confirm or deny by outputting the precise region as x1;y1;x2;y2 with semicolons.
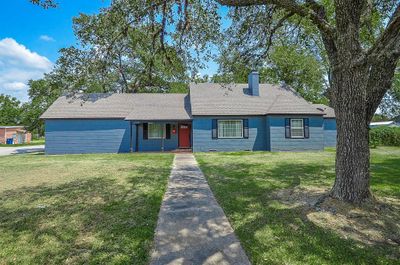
370;121;400;128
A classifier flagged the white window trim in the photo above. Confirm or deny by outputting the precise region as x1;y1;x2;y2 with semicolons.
217;120;244;139
290;118;304;138
148;123;165;139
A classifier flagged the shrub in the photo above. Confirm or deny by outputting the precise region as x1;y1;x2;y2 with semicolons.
369;127;400;147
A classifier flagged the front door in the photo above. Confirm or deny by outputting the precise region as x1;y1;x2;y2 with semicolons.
178;124;191;148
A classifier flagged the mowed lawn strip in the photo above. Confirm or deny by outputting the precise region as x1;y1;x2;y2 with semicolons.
0;153;174;265
196;147;400;265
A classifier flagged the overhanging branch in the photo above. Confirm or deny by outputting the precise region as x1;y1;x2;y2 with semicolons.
218;0;335;38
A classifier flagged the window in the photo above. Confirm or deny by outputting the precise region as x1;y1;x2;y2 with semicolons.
218;120;243;138
290;119;304;138
148;123;164;139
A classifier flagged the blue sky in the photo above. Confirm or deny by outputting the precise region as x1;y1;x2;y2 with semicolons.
0;0;222;101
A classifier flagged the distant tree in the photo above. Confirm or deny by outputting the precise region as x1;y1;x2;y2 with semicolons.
0;94;22;125
21;79;61;136
216;45;328;103
371;114;390;122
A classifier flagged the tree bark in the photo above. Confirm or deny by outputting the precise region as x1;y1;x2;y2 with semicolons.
330;66;372;202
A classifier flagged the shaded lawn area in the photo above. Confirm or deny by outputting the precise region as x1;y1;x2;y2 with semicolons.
196;147;400;265
0;153;174;265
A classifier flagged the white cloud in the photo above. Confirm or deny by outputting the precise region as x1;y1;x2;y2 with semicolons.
3;82;28;91
0;38;53;101
40;35;55;42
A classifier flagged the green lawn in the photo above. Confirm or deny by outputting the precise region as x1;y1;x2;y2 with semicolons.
196;147;400;265
0;153;174;265
0;138;45;147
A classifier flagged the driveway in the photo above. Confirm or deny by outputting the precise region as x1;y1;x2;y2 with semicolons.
0;145;45;156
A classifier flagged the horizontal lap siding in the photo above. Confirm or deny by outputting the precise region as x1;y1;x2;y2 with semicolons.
135;123;179;151
45;120;130;154
268;116;324;151
324;118;337;147
192;116;266;152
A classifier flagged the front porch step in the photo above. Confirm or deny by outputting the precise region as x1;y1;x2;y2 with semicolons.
172;148;193;153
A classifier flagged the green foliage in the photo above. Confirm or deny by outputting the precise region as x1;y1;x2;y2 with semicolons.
262;45;328;103
21;79;61;136
371;114;390;122
215;45;328;104
0;94;22;125
370;127;400;147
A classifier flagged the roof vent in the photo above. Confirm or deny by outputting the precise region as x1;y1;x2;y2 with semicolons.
248;71;259;96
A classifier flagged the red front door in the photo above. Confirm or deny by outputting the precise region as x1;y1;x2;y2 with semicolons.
178;124;191;148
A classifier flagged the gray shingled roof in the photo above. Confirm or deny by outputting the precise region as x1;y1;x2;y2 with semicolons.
125;94;191;120
41;93;191;120
41;83;327;120
312;104;335;118
189;83;324;116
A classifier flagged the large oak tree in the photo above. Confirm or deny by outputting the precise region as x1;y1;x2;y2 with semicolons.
216;0;400;203
31;0;400;202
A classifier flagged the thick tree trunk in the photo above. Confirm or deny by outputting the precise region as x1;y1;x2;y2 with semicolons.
330;65;372;203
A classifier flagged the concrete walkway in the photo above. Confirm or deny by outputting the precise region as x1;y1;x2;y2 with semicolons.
0;145;45;156
150;154;250;265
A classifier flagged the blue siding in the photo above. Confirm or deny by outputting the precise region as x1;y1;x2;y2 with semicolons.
46;120;180;154
45;119;130;154
133;122;179;152
268;115;324;151
323;118;337;147
192;116;266;152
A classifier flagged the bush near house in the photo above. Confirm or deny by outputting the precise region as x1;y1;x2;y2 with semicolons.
370;127;400;147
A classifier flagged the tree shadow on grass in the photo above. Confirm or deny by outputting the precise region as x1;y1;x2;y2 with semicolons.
0;165;169;265
200;159;399;264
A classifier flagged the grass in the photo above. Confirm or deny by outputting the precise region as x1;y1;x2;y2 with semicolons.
196;147;400;265
0;153;174;265
0;138;45;147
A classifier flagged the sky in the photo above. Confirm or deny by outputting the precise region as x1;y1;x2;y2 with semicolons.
0;0;222;102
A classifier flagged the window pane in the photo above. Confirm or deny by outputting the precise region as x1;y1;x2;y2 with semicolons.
148;123;163;139
291;119;303;128
218;120;243;138
290;119;304;138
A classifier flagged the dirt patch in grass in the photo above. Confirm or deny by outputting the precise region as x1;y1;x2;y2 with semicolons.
271;186;400;259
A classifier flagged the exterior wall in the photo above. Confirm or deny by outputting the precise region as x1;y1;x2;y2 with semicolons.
45;119;131;154
25;132;32;144
133;122;179;152
0;128;5;144
45;120;180;154
323;118;337;147
0;128;31;144
192;116;267;152
268;115;324;151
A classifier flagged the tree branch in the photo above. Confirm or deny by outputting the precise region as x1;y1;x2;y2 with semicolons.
218;0;335;38
367;4;400;61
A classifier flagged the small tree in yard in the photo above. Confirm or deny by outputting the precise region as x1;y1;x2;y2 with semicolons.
217;0;400;203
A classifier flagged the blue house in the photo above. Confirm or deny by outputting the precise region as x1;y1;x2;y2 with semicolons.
41;72;336;154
